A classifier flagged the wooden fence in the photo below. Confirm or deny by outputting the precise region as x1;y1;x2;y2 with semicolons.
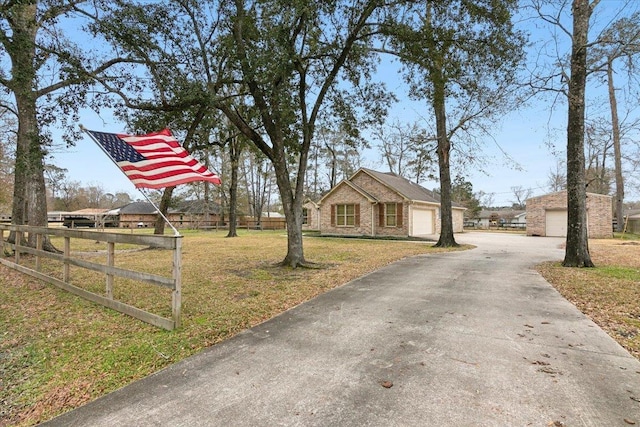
0;224;182;330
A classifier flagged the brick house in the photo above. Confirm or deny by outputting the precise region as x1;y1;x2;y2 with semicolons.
115;201;222;229
526;190;612;238
302;199;320;231
318;168;465;237
115;202;165;228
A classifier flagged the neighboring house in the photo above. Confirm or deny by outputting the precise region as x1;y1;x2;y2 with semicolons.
116;202;162;228
47;211;71;222
624;210;640;234
62;208;118;228
526;190;612;238
471;209;526;229
302;199;320;231
318;168;465;237
117;200;224;229
514;211;527;225
174;200;222;228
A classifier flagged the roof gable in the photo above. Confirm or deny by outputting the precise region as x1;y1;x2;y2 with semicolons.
355;168;465;209
318;179;378;204
355;168;442;203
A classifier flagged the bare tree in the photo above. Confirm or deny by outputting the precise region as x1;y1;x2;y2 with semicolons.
475;190;496;209
319;128;364;190
584;118;613;194
590;11;640;231
547;160;567;192
241;147;273;224
511;186;534;209
373;119;436;182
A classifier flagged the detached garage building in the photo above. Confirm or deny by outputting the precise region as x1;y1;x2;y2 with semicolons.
526;190;612;238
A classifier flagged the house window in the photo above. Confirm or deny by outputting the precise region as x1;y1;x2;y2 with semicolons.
302;208;309;225
379;202;403;228
385;203;397;227
336;204;356;226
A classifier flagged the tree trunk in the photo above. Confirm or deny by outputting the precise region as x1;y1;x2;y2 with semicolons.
154;186;175;235
432;71;458;247
9;2;56;252
273;152;305;267
226;137;241;238
563;0;594;268
607;60;624;232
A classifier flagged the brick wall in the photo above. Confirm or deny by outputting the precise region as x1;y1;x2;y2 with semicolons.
351;172;409;237
319;171;466;236
526;191;612;238
319;183;376;236
302;201;320;230
587;193;614;238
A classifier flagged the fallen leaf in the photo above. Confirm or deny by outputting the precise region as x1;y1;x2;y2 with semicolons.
538;367;562;375
624;419;635;425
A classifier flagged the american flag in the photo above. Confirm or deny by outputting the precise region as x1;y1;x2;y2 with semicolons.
87;128;221;189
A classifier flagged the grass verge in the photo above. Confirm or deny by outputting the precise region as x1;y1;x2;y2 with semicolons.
0;230;465;426
536;234;640;360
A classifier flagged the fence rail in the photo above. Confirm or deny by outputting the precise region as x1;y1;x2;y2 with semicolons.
0;224;182;330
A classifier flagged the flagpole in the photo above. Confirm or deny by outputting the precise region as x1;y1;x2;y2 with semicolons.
80;125;181;236
138;188;180;236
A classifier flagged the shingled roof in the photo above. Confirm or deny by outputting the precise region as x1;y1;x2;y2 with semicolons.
117;201;158;215
358;168;462;206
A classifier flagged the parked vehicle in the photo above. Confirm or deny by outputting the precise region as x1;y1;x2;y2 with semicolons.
63;216;95;228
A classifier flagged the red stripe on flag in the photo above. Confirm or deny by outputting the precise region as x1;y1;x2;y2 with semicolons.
91;128;221;189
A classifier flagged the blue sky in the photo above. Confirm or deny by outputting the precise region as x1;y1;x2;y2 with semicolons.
51;1;640;207
53;98;564;207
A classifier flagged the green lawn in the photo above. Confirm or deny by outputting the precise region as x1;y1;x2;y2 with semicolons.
1;230;461;426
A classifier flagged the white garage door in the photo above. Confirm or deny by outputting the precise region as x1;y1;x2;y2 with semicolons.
545;210;567;237
412;209;434;236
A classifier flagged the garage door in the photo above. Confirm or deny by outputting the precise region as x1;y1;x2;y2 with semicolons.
411;209;434;236
545;210;567;237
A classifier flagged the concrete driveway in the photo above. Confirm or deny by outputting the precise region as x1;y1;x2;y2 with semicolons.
43;232;640;426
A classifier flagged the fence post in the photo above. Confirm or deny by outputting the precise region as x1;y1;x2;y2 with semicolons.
35;233;43;271
172;236;183;329
106;241;114;299
15;230;22;264
63;236;70;283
